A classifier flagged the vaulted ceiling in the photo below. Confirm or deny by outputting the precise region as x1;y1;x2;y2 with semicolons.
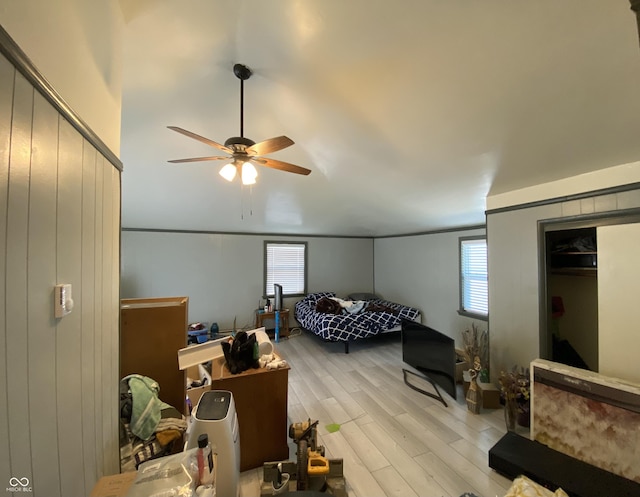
119;0;640;237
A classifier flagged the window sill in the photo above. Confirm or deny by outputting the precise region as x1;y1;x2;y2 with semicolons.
457;309;488;321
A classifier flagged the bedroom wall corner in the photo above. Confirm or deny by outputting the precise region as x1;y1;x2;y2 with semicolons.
373;227;486;345
120;231;374;330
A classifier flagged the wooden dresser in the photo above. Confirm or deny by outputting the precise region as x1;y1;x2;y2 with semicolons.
209;353;290;471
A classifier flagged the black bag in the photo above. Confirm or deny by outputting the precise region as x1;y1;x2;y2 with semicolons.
221;331;259;374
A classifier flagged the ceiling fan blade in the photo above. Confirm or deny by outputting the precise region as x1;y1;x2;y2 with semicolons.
167;126;234;154
168;156;230;163
246;136;294;156
253;157;311;176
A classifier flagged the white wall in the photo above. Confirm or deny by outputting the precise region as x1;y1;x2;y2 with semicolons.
121;231;374;330
374;228;486;345
487;202;561;377
0;0;123;153
487;161;640;210
487;164;640;383
597;223;640;384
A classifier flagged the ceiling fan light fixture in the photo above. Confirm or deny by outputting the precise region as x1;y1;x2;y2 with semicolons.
168;62;311;182
219;163;237;182
241;162;258;185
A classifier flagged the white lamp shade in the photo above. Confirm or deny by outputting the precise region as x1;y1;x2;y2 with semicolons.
241;162;258;185
219;163;237;182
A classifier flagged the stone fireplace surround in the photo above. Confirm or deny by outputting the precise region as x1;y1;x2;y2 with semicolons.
489;359;640;497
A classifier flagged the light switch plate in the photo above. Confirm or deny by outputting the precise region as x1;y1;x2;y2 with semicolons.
54;284;73;318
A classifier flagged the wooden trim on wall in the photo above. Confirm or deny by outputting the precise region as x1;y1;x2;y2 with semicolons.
122;227;375;239
122;224;487;240
485;181;640;216
373;224;486;239
0;23;123;172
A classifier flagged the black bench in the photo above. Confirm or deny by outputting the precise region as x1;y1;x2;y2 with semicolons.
488;431;640;497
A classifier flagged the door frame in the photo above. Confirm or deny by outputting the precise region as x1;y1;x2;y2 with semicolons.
537;208;640;362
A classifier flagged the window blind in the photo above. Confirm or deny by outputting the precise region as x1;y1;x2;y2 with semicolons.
265;242;306;296
461;238;488;315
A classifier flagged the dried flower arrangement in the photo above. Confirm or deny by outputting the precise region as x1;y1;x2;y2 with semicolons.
499;366;531;429
499;366;530;403
461;323;488;379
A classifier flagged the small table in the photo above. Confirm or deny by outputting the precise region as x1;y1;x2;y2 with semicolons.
255;308;290;338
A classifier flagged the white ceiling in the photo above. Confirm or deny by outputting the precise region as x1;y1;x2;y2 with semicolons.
119;0;640;237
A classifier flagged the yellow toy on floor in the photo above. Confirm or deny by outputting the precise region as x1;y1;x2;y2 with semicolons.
261;419;347;496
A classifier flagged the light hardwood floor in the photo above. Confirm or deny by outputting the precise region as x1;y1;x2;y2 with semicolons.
238;329;513;497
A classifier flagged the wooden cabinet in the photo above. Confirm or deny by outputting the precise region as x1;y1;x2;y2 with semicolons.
120;297;188;415
210;354;290;471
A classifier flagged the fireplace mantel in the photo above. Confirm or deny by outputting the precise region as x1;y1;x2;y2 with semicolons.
490;360;640;496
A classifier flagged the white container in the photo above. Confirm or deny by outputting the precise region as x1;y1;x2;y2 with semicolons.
187;390;240;497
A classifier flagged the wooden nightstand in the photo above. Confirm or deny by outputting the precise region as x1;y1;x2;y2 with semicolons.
255;308;290;338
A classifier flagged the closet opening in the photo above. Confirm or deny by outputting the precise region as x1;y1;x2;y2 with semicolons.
538;210;640;373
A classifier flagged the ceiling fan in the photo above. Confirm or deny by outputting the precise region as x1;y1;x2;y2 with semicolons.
168;63;311;185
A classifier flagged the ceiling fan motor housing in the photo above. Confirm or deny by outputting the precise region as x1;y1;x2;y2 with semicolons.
225;136;256;153
233;63;252;80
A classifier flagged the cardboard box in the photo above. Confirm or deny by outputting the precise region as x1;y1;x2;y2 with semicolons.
479;382;502;409
90;472;136;497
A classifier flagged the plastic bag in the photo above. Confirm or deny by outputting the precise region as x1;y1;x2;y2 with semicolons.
504;475;568;497
126;448;199;497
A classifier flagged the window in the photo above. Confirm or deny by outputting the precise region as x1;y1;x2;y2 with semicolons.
264;241;307;297
459;236;488;319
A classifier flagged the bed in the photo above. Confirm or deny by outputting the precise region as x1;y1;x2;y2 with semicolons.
294;292;421;353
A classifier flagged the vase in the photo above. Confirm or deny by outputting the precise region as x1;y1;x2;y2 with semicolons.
504;398;518;431
466;370;481;414
517;400;530;427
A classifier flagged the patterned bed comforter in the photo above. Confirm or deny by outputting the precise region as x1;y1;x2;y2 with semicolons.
294;292;421;342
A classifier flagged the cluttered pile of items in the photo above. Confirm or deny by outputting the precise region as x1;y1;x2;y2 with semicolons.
95;324;347;496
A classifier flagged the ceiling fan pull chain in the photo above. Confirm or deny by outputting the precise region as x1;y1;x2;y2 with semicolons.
240;183;244;220
239;183;253;219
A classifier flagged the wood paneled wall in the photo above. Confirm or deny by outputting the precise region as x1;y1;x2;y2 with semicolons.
0;50;121;496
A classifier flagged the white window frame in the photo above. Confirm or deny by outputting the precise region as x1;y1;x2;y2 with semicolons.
264;241;307;298
459;236;488;320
